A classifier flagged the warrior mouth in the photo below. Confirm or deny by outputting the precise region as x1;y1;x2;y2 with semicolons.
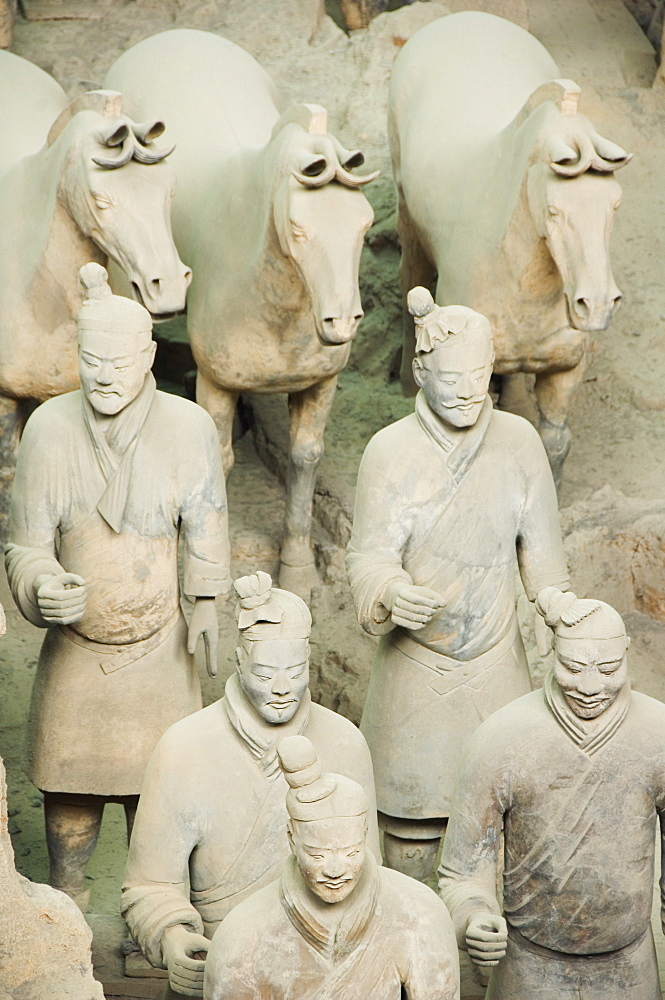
267;699;297;709
320;880;350;889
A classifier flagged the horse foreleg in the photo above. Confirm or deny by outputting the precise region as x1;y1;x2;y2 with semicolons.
534;353;588;494
397;195;436;396
196;370;238;481
279;376;338;602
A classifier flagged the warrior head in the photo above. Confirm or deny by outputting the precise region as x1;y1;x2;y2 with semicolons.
408;287;494;430
234;571;311;726
77;262;156;415
536;586;630;719
278;735;368;904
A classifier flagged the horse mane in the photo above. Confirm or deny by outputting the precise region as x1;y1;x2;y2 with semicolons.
47;90;123;146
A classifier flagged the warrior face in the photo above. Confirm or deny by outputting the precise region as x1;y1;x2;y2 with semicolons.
289;815;367;904
236;637;310;725
78;329;155;415
413;326;494;429
553;634;629;719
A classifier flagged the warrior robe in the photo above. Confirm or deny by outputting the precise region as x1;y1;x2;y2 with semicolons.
439;677;665;999
122;674;381;970
204;853;459;1000
5;379;231;795
346;393;568;820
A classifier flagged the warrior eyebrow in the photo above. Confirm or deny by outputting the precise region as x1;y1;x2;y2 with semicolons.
80;350;134;363
252;661;307;671
559;654;621;667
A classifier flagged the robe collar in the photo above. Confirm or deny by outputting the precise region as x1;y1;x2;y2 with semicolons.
415;390;493;484
544;670;631;756
81;372;156;533
222;672;311;781
279;851;379;961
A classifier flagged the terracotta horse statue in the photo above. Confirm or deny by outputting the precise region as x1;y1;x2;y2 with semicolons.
389;11;631;487
106;29;378;597
0;50;191;452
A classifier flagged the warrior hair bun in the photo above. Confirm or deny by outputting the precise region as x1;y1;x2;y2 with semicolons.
535;587;602;630
407;285;435;319
233;570;273;611
79;262;112;299
278;736;322;788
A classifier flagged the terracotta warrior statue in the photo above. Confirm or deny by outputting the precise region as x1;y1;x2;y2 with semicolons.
439;587;665;1000
122;571;380;1000
5;263;230;911
346;288;569;881
204;735;459;1000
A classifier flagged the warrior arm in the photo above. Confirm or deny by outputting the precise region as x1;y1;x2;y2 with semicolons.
438;732;505;949
403;893;460;1000
515;426;569;600
179;412;232;599
6;410;68;626
346;441;413;635
122;736;203;968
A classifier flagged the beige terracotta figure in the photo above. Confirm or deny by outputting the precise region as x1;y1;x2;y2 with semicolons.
389;11;631;485
105;29;378;598
346;289;569;882
0;752;105;1000
203;735;459;1000
0;51;191;451
5;264;230;912
122;571;380;1000
439;587;665;1000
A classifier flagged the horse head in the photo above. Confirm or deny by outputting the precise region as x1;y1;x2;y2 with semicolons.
52;91;191;319
524;81;631;332
271;105;378;346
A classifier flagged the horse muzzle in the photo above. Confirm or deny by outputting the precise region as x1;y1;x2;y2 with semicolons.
568;290;623;332
317;313;363;346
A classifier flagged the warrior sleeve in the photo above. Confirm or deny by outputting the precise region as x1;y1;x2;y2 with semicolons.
438;725;505;948
5;406;67;627
403;887;460;1000
345;433;414;636
179;408;232;599
121;733;204;968
514;423;569;600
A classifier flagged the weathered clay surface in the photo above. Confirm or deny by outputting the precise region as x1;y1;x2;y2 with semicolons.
104;28;378;600
0;753;105;999
440;589;665;999
346;293;568;883
204;735;460;1000
123;573;379;998
389;11;632;486
5;265;230;908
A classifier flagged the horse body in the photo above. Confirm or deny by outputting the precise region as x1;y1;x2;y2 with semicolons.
106;29;377;596
390;11;630;485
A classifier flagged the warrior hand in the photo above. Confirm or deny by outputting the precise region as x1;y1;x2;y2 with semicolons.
384;581;445;630
187;597;219;679
34;573;87;625
466;913;508;968
161;925;210;998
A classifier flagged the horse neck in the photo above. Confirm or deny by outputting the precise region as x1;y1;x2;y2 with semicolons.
489;108;558;285
6;142;100;323
241;144;310;320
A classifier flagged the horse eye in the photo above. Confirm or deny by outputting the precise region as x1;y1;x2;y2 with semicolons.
547;206;560;218
94;197;111;210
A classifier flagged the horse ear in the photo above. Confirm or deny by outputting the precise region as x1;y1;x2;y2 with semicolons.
96;122;130;148
132;120;166;146
47;90;123;146
590;133;633;172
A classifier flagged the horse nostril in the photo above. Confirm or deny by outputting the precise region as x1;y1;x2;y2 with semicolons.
575;297;590;317
354;313;363;323
612;294;623;314
150;279;162;292
184;268;193;285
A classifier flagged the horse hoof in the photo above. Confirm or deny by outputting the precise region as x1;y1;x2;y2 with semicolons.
278;561;319;603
